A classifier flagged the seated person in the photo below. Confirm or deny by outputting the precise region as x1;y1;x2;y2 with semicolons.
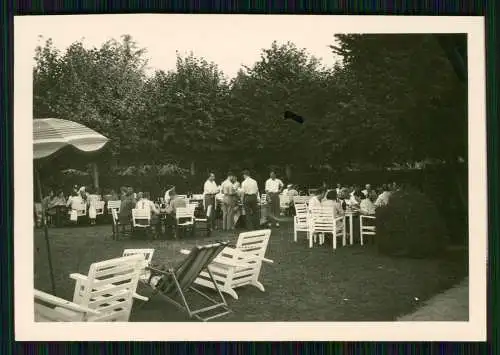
360;193;377;215
347;190;363;211
308;188;325;211
163;189;187;224
321;189;344;217
375;184;392;207
135;192;161;236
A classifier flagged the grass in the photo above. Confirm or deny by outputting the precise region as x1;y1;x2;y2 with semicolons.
34;217;467;322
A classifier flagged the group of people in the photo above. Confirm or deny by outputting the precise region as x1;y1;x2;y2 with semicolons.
203;170;287;232
308;182;398;216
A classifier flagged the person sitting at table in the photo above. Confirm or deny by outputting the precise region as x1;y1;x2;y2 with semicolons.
164;189;188;237
360;192;377;215
308;187;325;211
66;190;84;224
375;184;392;207
135;191;161;238
347;189;363;209
322;189;344;217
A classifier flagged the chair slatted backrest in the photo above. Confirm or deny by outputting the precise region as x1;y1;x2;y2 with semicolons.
279;194;291;208
163;243;229;294
95;201;105;214
123;249;155;280
235;229;271;259
191;194;204;201
176;206;194;221
309;207;335;232
78;254;145;321
294;203;309;226
293;196;310;205
132;208;150;227
107;200;121;213
74;201;87;216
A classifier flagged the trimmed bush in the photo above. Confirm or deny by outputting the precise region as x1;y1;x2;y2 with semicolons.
375;186;449;258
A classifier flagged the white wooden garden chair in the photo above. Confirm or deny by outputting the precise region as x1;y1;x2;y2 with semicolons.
34;289;101;322
181;229;274;300
132;208;151;235
175;206;195;238
107;200;121;214
68;200;87;222
293;195;310;206
95;200;105;216
279;194;291;215
293;203;310;243
308;206;346;250
359;214;376;245
68;254;145;321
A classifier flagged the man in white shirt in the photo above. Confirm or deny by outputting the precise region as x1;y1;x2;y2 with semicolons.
203;172;219;231
265;171;284;227
241;170;259;230
221;172;237;231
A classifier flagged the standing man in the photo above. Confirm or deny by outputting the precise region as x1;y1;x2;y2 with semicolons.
203;172;219;231
221;172;237;231
241;170;259;230
265;170;284;228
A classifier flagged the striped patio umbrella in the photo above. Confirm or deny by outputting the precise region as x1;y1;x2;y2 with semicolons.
33;118;109;295
33;118;109;159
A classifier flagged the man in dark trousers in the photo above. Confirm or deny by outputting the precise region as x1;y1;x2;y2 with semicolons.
241;170;260;230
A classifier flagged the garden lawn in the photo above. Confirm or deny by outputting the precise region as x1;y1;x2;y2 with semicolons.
34;218;467;322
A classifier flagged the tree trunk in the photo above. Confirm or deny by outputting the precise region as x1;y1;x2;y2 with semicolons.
190;161;196;176
285;164;292;181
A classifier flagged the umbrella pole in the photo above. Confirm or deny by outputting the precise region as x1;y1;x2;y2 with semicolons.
36;168;57;295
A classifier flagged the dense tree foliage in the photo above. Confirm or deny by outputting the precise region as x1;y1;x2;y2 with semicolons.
33;33;467;184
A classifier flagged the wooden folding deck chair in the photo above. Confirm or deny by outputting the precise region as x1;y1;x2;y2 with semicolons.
145;242;232;321
181;229;274;300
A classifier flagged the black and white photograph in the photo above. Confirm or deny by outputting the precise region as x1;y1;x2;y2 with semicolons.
15;14;486;341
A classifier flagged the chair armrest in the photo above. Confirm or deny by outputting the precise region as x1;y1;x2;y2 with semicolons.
360;214;376;219
34;290;100;315
69;273;88;282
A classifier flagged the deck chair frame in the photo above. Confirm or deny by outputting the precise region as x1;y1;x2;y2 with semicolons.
145;242;232;322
